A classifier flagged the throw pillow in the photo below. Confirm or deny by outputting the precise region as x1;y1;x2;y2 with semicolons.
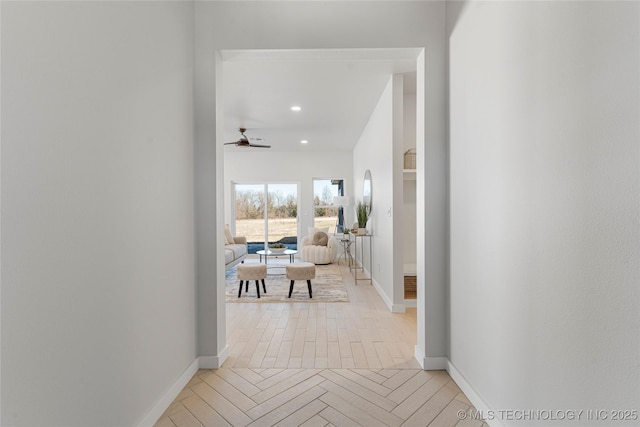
307;226;329;241
312;231;329;246
224;224;234;245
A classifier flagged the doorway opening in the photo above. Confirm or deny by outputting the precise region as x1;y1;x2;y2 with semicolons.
215;47;429;369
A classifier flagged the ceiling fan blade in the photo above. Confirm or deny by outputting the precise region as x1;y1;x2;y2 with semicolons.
226;128;270;148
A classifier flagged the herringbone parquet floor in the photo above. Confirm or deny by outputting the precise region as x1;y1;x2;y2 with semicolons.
155;259;486;427
156;367;485;427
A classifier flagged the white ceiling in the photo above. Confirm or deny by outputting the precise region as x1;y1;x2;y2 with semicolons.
222;49;418;153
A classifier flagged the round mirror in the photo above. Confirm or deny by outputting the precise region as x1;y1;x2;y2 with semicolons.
363;169;372;213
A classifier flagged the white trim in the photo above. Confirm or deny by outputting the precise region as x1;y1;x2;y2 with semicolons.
138;345;231;426
414;345;447;371
370;275;393;312
137;359;199;427
359;261;406;313
412;352;501;426
404;299;416;308
391;304;406;313
424;356;448;370
199;345;229;369
222;48;424;63
447;361;504;427
414;345;425;369
370;272;406;313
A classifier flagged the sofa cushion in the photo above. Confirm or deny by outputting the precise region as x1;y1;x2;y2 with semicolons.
224;224;235;244
225;248;235;264
226;243;247;259
312;231;329;246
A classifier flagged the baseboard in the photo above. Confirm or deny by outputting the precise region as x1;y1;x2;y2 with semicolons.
138;346;231;426
370;276;395;312
414;345;448;370
367;273;407;313
414;345;425;369
411;352;499;426
199;345;229;369
137;358;199;427
447;361;504;427
372;278;392;311
391;304;406;313
424;356;448;370
404;298;416;308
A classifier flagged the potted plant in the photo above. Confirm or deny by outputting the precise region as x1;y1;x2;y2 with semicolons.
268;242;287;253
356;202;368;235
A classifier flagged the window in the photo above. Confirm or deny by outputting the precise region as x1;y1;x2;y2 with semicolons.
233;183;298;253
313;178;344;232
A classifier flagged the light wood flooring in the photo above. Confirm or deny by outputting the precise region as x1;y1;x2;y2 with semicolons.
155;259;486;427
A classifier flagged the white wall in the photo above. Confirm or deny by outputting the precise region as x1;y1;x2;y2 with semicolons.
1;2;196;426
353;79;393;303
195;0;448;365
353;76;405;311
449;1;639;424
403;92;417;271
223;151;353;237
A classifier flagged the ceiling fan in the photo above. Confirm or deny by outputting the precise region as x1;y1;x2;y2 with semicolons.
224;128;271;148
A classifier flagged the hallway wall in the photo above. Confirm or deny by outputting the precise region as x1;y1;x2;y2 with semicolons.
1;2;196;425
448;1;640;423
353;77;396;307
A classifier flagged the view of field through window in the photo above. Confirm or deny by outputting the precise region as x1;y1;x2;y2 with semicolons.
234;181;342;253
314;178;344;232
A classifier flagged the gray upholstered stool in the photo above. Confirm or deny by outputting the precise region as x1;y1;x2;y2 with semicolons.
237;264;267;298
285;262;316;298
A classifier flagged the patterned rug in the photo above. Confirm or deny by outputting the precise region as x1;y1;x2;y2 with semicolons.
225;261;349;303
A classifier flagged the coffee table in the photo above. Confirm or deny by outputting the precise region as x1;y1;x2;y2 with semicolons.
256;249;298;270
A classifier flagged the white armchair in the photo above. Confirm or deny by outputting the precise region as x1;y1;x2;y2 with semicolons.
299;227;338;265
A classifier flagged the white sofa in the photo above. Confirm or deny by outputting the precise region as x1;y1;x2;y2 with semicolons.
225;236;248;270
299;227;338;265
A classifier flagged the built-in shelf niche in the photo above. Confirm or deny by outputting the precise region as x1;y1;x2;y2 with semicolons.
403;169;416;180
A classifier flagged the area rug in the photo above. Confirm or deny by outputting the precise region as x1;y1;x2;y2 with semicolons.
225;261;349;303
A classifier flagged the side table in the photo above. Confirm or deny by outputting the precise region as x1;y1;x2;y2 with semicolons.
337;237;353;267
350;233;372;284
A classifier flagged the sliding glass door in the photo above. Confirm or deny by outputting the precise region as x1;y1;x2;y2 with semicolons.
266;183;298;250
233;183;298;254
233;184;266;253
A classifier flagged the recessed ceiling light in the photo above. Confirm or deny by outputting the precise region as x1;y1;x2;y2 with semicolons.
300;140;308;144
291;106;302;111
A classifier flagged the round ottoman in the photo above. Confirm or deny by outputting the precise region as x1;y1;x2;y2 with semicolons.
237;263;267;298
285;262;316;298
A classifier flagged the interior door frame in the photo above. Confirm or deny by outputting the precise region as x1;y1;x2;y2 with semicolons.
214;47;435;371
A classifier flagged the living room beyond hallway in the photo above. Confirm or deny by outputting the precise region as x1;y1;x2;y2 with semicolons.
225;260;417;369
